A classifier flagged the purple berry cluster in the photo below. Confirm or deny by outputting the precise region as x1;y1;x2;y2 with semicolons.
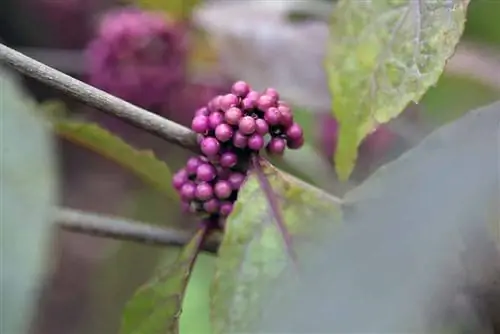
173;81;304;227
85;8;187;109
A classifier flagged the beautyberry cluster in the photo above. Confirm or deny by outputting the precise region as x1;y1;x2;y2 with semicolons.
85;8;187;109
173;81;304;226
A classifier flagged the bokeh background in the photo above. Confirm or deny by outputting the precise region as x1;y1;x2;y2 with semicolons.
1;0;499;333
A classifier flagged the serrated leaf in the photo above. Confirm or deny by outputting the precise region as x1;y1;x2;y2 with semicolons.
210;157;342;334
121;224;207;334
326;0;469;180
54;121;177;200
135;0;200;20
1;67;57;334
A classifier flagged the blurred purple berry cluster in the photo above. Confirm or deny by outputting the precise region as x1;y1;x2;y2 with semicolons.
85;8;187;109
173;81;305;228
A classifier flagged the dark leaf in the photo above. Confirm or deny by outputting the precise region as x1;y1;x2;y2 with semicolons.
121;224;208;334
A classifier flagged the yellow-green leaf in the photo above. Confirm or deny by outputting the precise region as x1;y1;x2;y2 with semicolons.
134;0;200;20
210;158;343;334
326;0;470;180
54;121;177;200
121;225;207;334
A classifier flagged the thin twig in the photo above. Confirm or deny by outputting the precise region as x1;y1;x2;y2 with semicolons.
0;43;199;153
55;208;220;253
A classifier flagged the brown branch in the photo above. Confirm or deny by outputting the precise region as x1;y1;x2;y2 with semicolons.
55;208;220;253
0;43;200;153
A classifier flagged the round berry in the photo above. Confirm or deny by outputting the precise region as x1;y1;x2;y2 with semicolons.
180;182;196;201
246;90;260;101
220;93;239;111
264;107;281;126
215;123;234;142
287;136;304;149
214;180;232;199
172;169;188;190
255;118;269;135
228;172;245;190
241;97;257;110
191;115;209;133
232;131;248;149
278;106;294;127
200;137;220;156
248;133;264;151
220;152;238;168
264;88;280;102
266;137;286;155
239;116;256;135
195;107;209;117
203;198;220;214
208;95;222;112
220;201;234;216
209;111;224;129
224;107;243;125
257;94;275;111
196;163;216;182
186;157;202;175
231;81;250;98
286;123;303;141
216;166;231;180
195;182;213;201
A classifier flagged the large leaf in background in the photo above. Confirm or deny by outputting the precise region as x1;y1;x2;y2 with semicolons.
121;224;207;334
54;121;177;200
0;67;57;333
326;0;469;180
135;0;200;20
253;101;500;332
210;158;342;334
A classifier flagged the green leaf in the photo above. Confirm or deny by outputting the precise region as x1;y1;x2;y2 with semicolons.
54;121;177;200
121;224;207;334
134;0;200;20
326;0;469;180
210;158;342;334
0;67;57;334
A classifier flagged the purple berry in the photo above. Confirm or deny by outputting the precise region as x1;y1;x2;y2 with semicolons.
214;180;232;199
195;107;210;117
216;167;231;180
264;88;280;102
248;134;264;151
241;97;257;110
264;107;281;126
224;107;243;125
278;106;294;127
220;94;239;111
246;91;260;101
257;94;275;111
191;115;209;133
287;136;304;149
255;118;269;135
208;95;222;112
200;137;220;156
266;137;286;155
172;169;188;190
195;182;213;201
228;172;245;190
239;116;256;135
220;152;238;168
215;123;234;142
180;182;196;201
232;131;248;149
231;81;250;98
181;201;191;213
196;163;216;182
286;123;303;141
186;157;202;175
203;198;220;213
209;111;224;129
219;201;234;216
